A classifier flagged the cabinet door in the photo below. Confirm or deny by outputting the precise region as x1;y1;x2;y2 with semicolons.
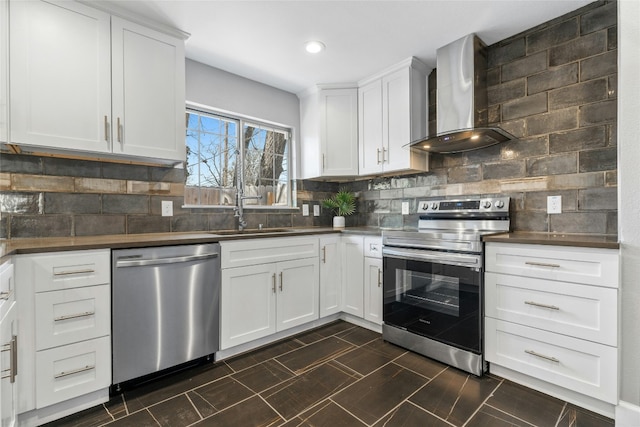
277;258;319;331
111;17;185;162
0;302;17;427
221;263;277;349
364;257;383;325
319;88;358;176
0;0;8;144
342;236;364;317
382;68;411;172
358;80;383;175
319;236;341;317
10;0;111;152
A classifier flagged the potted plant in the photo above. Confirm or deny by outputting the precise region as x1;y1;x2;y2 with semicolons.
321;188;356;228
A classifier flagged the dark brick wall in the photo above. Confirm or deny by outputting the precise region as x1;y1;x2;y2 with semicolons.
347;1;617;235
0;153;336;238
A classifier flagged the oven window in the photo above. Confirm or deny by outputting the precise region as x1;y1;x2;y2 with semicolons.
397;270;460;317
383;256;482;353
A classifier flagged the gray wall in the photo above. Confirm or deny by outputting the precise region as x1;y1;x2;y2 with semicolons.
346;1;617;236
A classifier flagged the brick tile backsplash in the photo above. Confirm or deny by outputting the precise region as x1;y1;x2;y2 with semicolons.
0;1;617;238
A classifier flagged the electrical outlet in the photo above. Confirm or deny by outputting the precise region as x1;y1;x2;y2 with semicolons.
401;202;409;215
302;204;309;216
547;195;562;214
313;204;320;216
161;200;173;217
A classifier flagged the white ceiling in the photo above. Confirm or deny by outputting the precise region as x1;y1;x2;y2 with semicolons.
100;0;593;95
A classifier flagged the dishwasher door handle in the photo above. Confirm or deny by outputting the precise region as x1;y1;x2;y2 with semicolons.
115;252;219;268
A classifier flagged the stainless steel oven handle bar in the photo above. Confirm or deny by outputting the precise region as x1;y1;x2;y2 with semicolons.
382;247;481;268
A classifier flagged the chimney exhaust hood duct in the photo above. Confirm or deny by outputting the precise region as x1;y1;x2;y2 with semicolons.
410;34;515;154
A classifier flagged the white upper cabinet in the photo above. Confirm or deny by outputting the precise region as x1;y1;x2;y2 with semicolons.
0;0;9;145
358;58;430;176
9;0;185;163
10;0;112;153
299;85;358;178
111;17;185;161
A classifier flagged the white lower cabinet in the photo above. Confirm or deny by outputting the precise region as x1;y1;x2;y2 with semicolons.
341;235;364;317
363;237;383;325
485;242;619;412
220;237;319;350
16;249;111;418
319;236;341;317
0;260;17;427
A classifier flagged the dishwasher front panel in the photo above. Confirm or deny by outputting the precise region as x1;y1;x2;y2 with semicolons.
112;243;220;385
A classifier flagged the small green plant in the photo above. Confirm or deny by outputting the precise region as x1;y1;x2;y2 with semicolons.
321;189;356;216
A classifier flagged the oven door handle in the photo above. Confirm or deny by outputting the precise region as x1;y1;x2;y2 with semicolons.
382;247;481;267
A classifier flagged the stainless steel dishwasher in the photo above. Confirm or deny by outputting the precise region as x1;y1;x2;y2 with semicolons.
111;243;220;387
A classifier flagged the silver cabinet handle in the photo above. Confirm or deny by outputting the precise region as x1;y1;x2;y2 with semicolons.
322;246;326;263
382;147;387;163
279;271;283;291
53;269;95;277
117;117;122;142
322;154;325;169
524;301;560;310
116;252;218;268
525;349;560;363
104;115;109;141
272;273;276;293
0;290;13;300
54;365;95;379
377;268;382;287
1;336;17;383
54;311;95;322
525;261;561;268
376;148;381;164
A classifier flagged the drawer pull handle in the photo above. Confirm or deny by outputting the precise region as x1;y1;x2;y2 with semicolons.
279;272;283;291
322;246;326;263
525;349;560;363
525;261;561;268
0;290;13;300
524;301;560;311
54;311;95;322
54;365;95;379
1;336;18;383
272;273;276;294
53;269;95;277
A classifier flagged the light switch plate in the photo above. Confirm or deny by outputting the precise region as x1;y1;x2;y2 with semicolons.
313;205;320;216
547;195;562;214
302;204;309;216
401;202;409;215
161;200;173;217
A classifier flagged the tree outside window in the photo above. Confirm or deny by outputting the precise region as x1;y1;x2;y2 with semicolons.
185;109;291;207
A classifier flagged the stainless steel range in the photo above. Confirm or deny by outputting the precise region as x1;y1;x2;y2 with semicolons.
382;196;510;376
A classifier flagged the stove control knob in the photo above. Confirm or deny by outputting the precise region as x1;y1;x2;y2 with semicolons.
495;200;505;209
482;201;492;209
430;203;438;210
422;203;429;210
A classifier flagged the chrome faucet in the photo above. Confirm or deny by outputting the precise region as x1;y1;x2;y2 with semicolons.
233;148;262;231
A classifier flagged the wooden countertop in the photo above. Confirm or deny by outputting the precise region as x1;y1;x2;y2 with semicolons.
0;227;344;261
482;232;619;249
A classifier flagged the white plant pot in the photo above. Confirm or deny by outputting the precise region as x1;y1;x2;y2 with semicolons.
333;216;346;229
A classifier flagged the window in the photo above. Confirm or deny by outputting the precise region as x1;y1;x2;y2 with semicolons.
185;109;291;207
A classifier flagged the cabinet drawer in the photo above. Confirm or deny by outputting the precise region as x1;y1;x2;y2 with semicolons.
30;250;110;292
485;273;617;346
35;285;111;350
35;336;111;409
485;243;619;287
221;237;319;269
364;237;382;259
485;318;617;404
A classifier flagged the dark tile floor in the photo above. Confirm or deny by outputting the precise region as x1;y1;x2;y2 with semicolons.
47;321;614;427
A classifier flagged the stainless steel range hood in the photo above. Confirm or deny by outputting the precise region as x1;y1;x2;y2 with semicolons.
410;34;515;154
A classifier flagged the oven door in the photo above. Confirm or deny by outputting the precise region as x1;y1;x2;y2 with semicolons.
382;247;483;353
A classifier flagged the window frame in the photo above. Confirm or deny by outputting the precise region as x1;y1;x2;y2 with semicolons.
183;105;294;209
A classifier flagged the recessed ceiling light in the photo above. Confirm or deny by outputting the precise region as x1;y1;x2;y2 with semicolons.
305;41;325;54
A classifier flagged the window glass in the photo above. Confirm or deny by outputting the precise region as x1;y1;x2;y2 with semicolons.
185;109;291;207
